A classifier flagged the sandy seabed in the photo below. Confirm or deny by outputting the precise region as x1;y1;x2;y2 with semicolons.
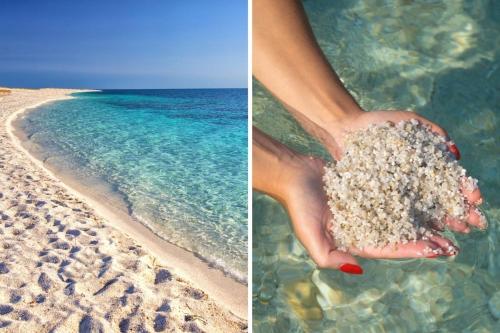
0;88;247;332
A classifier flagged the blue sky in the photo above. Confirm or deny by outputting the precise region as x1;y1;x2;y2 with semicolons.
0;0;247;88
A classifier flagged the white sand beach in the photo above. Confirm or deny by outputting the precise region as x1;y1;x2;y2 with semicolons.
0;88;247;332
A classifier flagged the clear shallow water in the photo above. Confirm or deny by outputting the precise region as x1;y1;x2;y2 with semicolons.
18;89;248;281
253;0;499;331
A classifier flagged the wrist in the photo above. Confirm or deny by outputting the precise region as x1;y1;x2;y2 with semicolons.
301;77;365;122
264;149;307;203
318;96;364;124
253;127;309;203
288;103;364;159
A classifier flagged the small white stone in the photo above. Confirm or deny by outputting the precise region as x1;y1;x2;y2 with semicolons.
323;119;481;249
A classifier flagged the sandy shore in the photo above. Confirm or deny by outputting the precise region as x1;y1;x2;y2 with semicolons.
0;88;247;332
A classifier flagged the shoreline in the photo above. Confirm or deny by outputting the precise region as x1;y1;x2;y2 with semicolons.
15;114;247;286
12;104;248;284
0;88;246;331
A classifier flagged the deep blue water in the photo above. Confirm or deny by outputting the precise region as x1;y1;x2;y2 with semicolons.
19;89;248;281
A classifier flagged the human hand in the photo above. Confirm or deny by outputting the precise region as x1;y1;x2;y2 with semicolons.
311;110;485;234
281;151;483;275
253;123;485;275
252;0;485;275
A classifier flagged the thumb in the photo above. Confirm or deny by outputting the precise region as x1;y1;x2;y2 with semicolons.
312;249;363;275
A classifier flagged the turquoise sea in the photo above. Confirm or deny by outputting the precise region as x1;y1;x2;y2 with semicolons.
253;0;499;332
18;89;248;282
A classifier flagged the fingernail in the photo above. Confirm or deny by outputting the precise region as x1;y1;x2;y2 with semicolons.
339;263;363;275
449;144;461;160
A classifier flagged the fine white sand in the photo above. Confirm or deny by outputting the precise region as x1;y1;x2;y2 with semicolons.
0;88;247;332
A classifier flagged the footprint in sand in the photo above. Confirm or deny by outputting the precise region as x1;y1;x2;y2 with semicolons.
0;305;13;315
14;309;31;321
35;200;47;208
38;272;52;292
98;256;112;278
24;220;37;229
53;241;70;250
53;220;65;232
84;229;97;237
79;315;104;333
0;262;9;274
184;287;206;300
66;229;81;237
9;291;22;304
154;269;172;285
182;321;202;333
0;320;11;329
70;246;81;254
43;255;60;264
118;318;130;333
153;300;170;332
153;314;168;332
47;236;59;244
156;300;170;313
64;280;76;296
34;294;45;304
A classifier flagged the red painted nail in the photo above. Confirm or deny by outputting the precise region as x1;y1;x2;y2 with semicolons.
339;263;363;275
449;144;460;160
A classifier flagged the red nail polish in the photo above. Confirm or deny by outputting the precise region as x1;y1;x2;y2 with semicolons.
449;144;460;160
339;263;363;275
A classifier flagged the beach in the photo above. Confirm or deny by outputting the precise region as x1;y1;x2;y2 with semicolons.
0;88;247;332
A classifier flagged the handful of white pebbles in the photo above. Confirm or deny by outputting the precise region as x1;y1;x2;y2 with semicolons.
323;119;480;250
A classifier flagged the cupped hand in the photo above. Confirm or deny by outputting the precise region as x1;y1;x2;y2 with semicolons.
323;110;485;232
283;150;484;275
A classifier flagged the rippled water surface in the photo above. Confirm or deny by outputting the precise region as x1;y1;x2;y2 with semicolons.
19;89;248;281
253;0;499;331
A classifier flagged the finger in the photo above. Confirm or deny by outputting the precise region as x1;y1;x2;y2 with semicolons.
444;216;470;233
446;141;460;160
413;117;459;159
350;240;445;259
310;247;363;275
431;124;450;140
415;116;450;140
460;178;482;205
303;226;364;275
466;205;488;230
427;234;459;256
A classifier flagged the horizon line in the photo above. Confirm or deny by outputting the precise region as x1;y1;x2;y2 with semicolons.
2;86;248;90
